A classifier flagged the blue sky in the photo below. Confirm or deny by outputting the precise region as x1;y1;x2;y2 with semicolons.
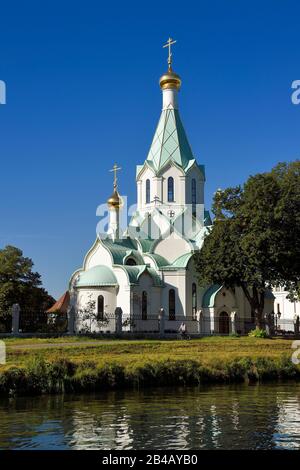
0;0;299;298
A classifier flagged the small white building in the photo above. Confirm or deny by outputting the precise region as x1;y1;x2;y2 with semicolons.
68;50;299;335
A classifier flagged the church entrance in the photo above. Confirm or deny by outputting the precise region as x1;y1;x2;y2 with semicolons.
219;311;229;335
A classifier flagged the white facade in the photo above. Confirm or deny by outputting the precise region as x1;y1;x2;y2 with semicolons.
69;62;299;335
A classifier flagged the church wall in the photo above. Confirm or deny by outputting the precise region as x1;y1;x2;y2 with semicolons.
185;167;204;206
273;290;299;321
131;273;161;332
214;288;237;312
137;166;156;209
185;260;205;333
143;255;157;269
75;286;117;333
161;271;186;332
113;267;132;314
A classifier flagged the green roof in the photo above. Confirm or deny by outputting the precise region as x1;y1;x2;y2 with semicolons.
202;284;222;307
102;238;144;265
146;253;170;268
146;108;195;172
76;265;118;287
202;284;275;307
137;238;155;253
172;252;193;268
121;265;163;287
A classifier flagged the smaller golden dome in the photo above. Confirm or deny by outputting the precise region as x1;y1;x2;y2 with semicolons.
159;67;181;90
107;189;123;210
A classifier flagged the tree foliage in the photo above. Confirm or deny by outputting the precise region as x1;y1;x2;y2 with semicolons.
0;245;55;315
195;161;300;326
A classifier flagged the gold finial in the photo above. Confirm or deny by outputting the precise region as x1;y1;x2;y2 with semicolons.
160;37;181;90
109;163;122;190
107;163;123;210
163;37;177;71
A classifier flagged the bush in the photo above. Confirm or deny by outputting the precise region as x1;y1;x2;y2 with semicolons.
1;353;300;397
248;328;269;338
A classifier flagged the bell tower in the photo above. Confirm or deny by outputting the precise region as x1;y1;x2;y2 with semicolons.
135;38;205;227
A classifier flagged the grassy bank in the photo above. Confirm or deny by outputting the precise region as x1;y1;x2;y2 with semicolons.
0;337;299;396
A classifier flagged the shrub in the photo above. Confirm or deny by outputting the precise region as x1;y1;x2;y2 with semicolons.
248;328;269;338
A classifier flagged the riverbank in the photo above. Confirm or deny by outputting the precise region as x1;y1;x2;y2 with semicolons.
0;337;299;396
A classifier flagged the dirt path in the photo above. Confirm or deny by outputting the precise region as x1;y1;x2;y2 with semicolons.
7;341;112;350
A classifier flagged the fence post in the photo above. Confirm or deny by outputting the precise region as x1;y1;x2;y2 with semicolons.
196;309;203;334
158;308;165;338
115;307;123;335
265;312;274;336
294;315;300;336
67;306;75;335
230;311;237;335
11;304;20;335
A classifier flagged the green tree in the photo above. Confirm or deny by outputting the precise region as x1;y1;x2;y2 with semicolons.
0;245;54;316
194;161;300;328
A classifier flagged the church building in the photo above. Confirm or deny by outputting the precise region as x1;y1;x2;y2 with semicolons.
67;40;298;335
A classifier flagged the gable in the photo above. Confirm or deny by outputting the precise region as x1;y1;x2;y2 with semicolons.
153;231;193;263
84;239;113;269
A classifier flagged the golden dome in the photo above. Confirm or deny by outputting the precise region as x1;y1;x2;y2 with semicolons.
107;189;123;210
159;67;181;90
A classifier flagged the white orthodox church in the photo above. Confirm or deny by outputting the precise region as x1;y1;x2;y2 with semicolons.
65;41;299;336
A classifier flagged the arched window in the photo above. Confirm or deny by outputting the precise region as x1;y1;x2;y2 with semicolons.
146;179;150;204
192;283;197;320
192;179;196;217
168;177;174;202
142;291;147;320
125;258;137;266
97;295;104;321
169;289;175;320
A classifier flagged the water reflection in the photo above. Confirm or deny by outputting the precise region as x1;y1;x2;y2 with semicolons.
0;383;300;450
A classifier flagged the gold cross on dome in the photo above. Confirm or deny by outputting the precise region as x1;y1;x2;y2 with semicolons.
109;163;122;189
163;37;177;69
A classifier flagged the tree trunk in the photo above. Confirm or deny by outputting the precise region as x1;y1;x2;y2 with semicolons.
241;283;266;330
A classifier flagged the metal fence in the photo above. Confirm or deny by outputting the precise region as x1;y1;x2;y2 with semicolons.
0;313;12;334
19;311;68;334
74;312;300;338
1;308;299;338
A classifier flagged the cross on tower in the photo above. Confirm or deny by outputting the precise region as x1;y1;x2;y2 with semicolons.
109;163;122;190
163;37;177;69
168;209;175;218
151;195;161;205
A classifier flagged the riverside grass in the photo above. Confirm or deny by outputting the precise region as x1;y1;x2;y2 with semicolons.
0;337;299;396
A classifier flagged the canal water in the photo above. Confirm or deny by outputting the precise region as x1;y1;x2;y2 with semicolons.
0;383;300;450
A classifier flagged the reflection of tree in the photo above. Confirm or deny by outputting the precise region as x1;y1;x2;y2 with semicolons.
1;384;300;449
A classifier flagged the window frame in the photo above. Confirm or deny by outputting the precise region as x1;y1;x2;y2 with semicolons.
97;295;104;321
192;178;196;218
192;283;197;320
146;179;151;204
167;177;174;202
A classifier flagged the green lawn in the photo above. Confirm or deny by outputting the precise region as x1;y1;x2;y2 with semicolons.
1;336;295;369
0;336;298;396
